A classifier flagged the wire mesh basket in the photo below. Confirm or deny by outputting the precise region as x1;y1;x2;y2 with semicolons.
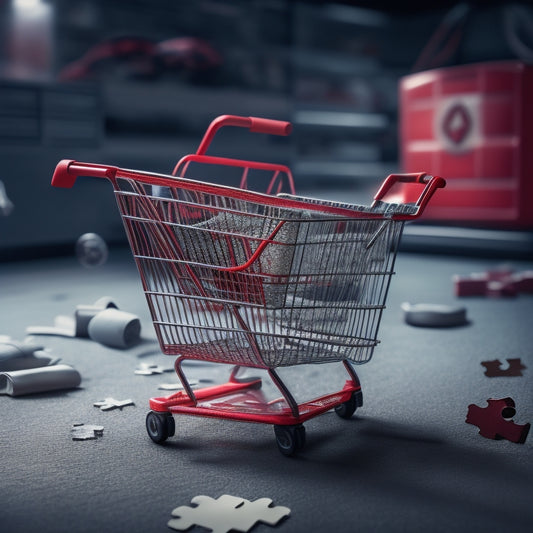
114;176;419;367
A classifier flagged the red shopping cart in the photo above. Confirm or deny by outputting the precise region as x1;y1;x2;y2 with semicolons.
52;115;445;456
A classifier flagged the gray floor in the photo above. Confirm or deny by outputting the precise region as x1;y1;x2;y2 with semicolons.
1;248;532;533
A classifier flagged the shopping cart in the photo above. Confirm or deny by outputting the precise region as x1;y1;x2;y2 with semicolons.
52;115;445;456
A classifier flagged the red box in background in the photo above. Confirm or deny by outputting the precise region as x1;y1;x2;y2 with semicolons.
399;61;533;229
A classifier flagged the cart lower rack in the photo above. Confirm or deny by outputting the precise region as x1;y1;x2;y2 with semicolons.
52;115;445;456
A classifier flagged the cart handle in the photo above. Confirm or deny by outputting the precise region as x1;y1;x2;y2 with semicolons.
372;172;446;216
52;160;444;221
52;160;118;188
172;114;295;194
195;114;292;156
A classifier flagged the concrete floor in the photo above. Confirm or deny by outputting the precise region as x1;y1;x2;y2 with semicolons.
1;248;532;533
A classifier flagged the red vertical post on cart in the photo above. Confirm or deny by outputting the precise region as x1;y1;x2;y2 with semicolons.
399;61;533;228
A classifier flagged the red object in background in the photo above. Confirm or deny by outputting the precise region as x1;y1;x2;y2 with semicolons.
454;267;533;297
399;61;533;228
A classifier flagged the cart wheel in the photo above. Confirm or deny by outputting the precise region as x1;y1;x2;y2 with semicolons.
274;424;305;457
146;411;175;444
335;393;358;419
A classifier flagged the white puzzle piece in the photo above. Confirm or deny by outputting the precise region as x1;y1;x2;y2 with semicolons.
71;423;104;440
93;397;134;411
135;362;174;375
168;495;290;533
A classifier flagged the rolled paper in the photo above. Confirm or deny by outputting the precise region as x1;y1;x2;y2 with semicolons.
87;308;141;349
0;364;81;396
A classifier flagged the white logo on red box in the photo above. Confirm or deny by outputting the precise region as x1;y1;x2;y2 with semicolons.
435;95;481;153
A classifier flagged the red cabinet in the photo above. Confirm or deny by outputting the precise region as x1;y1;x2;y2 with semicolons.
400;61;533;228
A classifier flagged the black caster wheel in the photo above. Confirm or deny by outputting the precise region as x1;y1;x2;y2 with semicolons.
146;411;175;444
274;424;306;457
335;393;358;419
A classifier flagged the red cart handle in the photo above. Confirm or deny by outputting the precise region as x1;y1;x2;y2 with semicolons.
172;114;295;193
195;114;292;156
51;160;118;188
372;172;446;216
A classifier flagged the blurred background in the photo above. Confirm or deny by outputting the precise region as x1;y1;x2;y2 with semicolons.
1;0;532;260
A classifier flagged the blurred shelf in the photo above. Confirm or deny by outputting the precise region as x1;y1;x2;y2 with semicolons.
102;81;290;129
291;48;381;77
293;108;389;130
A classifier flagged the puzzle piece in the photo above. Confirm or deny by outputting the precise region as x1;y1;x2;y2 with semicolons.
466;398;530;443
168;495;290;533
481;358;526;377
71;423;104;441
158;379;198;391
454;268;533;298
512;270;533;292
134;362;174;375
93;397;134;411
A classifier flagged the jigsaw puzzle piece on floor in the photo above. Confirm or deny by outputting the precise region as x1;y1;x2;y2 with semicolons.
454;268;533;297
93;397;134;411
135;362;174;375
481;358;526;377
168;494;290;533
466;397;530;443
71;423;104;441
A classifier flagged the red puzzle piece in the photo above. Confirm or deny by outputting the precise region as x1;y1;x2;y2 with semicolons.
481;358;527;377
466;397;530;443
454;268;533;297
